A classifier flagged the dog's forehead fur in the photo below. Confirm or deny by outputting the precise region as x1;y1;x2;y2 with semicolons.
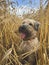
23;19;36;25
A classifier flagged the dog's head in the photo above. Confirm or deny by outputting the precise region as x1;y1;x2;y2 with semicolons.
19;19;40;40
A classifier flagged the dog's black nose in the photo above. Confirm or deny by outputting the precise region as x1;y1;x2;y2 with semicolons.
19;25;26;32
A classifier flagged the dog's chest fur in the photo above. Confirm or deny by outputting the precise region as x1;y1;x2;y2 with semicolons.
17;38;40;65
19;37;39;53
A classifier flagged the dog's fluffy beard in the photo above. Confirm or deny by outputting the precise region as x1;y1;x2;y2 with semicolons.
19;25;31;40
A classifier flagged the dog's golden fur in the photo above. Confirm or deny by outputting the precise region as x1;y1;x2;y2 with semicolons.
17;19;40;65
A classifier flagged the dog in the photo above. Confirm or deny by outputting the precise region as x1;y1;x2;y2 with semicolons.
17;19;40;65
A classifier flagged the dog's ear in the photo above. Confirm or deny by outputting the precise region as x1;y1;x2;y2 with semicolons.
34;22;40;31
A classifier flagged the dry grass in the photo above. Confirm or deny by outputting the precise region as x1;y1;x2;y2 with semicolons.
0;1;49;65
0;14;23;65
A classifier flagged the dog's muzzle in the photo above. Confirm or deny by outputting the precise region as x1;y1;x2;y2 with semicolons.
19;25;32;40
19;25;27;33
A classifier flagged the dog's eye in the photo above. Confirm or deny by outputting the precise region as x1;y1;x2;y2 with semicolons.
29;23;33;26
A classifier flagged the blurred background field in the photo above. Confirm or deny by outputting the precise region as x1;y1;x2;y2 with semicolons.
0;0;49;65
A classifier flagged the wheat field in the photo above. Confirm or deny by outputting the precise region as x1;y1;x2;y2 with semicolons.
0;0;49;65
